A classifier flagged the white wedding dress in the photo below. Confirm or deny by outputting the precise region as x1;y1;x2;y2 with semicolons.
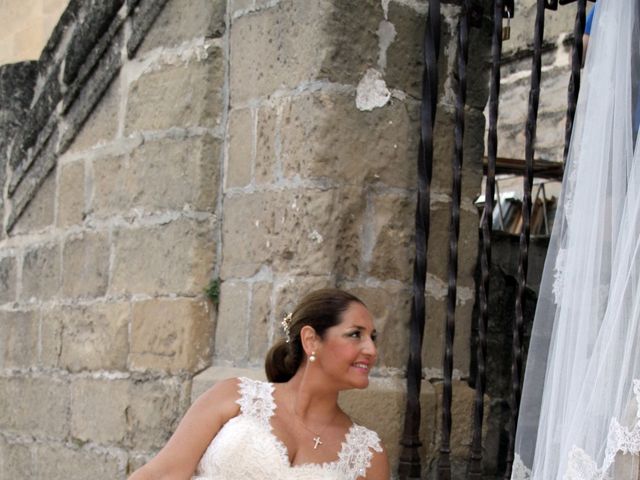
192;377;383;480
512;1;640;479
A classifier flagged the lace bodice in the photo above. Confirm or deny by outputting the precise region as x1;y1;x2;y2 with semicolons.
192;377;383;480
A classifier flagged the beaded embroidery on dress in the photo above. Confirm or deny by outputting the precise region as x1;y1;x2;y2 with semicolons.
192;377;383;480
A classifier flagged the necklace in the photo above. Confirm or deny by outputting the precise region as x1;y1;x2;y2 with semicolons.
288;403;340;449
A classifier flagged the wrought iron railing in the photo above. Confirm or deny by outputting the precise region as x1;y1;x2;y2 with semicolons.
399;0;591;478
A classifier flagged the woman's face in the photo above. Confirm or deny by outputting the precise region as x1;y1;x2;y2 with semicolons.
316;301;378;389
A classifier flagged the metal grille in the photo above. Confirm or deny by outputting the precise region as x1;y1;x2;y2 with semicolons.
398;0;590;478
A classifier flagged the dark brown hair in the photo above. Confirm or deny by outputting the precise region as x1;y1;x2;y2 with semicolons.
265;288;365;382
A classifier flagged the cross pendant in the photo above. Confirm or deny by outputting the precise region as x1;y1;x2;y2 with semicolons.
313;436;323;449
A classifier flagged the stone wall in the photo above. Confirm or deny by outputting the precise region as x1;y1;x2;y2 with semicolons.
0;0;496;478
494;1;580;163
0;1;224;477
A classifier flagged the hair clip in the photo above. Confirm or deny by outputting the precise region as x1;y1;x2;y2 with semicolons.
281;312;293;343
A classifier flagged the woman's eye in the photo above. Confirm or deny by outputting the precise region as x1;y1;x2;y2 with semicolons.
371;334;378;343
348;331;361;338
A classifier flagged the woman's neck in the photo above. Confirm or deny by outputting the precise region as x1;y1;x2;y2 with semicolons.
284;365;340;421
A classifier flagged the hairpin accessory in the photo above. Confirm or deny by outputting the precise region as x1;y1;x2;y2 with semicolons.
281;312;293;343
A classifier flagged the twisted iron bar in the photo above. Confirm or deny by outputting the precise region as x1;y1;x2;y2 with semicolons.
563;0;587;163
468;0;504;477
398;0;441;477
437;2;470;479
504;0;546;477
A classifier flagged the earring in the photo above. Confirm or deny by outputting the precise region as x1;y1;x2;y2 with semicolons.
309;351;317;362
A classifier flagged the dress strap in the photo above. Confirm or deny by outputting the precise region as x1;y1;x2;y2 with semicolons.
235;377;276;427
336;424;383;479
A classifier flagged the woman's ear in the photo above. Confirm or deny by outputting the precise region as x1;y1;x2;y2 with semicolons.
300;325;320;356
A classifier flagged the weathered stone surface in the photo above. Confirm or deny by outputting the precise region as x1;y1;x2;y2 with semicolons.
222;188;364;278
348;285;411;370
367;193;414;283
192;365;265;400
230;1;330;103
0;376;69;438
62;231;110;298
67;75;119;153
10;171;55;235
130;297;213;373
0;256;17;304
254;104;278;184
214;281;249;362
55;303;130;371
139;0;226;53
0;310;38;369
92;136;220;216
40;306;63;368
33;443;123;480
110;218;215;296
226;108;253;188
273;276;333;331
71;378;129;444
230;0;379;104
279;92;416;189
127;378;186;450
339;377;437;472
422;294;475;375
21;242;60;301
248;281;272;363
57;160;85;227
383;2;424;98
0;438;33;478
125;51;224;133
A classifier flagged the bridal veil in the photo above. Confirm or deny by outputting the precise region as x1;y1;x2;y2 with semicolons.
512;1;640;479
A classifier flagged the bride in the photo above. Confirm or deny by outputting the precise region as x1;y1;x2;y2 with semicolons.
129;288;389;480
512;1;640;479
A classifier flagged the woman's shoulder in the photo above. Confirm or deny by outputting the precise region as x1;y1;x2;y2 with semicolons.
341;422;389;479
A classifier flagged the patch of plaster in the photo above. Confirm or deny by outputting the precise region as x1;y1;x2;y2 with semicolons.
377;20;397;72
356;68;391;111
381;0;391;19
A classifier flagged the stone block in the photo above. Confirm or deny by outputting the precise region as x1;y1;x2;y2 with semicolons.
279;92;417;189
40;306;63;368
214;281;249;362
130;297;213;373
385;2;425;98
230;0;380;104
110;218;216;296
255;104;278;184
57;160;85;227
0;438;33;478
348;285;411;370
0;376;69;438
339;377;437;472
91;135;220;216
21;242;60;301
422;294;475;376
0;255;17;304
33;443;123;480
367;193;414;283
248;281;272;363
127;378;186;450
226;108;253;188
10;171;55;235
272;276;333;332
70;378;129;444
57;303;130;372
62;231;110;298
221;188;364;278
139;0;226;53
67;76;119;153
191;365;266;401
125;51;224;133
0;310;38;369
